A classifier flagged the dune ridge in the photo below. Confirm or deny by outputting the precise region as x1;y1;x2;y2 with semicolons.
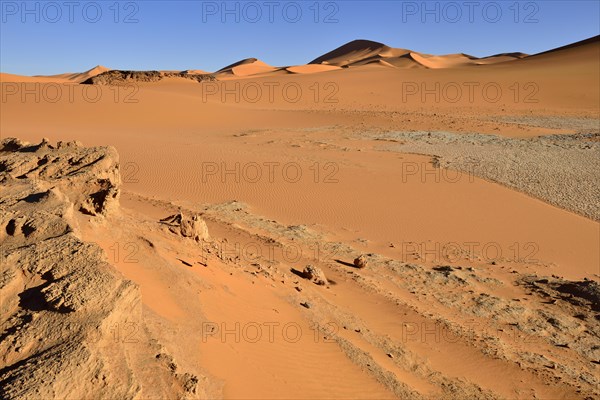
309;39;528;69
2;36;597;82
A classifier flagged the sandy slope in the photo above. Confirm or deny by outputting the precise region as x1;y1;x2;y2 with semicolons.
214;58;279;78
1;65;109;84
1;36;599;399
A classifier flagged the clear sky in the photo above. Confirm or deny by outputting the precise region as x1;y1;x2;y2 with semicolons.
1;0;599;75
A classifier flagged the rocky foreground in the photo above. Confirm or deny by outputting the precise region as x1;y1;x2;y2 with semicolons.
0;138;204;399
0;138;599;399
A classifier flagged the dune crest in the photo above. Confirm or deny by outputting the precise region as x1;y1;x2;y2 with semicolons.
310;39;529;69
3;36;596;84
214;58;279;77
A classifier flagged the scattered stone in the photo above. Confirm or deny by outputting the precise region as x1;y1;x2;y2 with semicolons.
300;302;311;309
354;255;368;269
178;259;193;267
160;212;209;242
301;265;328;285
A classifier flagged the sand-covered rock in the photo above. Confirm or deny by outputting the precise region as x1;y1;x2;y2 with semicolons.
160;212;209;242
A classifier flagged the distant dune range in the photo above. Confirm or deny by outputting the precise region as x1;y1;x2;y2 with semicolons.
2;35;600;399
2;36;597;83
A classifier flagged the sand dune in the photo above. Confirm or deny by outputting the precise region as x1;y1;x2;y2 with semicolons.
0;72;51;83
310;39;405;66
310;39;528;69
1;65;109;84
73;65;110;82
528;34;599;58
214;58;279;77
408;52;526;68
475;52;529;65
285;64;342;74
181;69;210;75
6;37;593;86
514;35;600;67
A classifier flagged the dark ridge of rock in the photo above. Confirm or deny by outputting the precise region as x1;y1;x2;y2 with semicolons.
522;276;600;312
169;71;217;83
81;70;162;84
81;70;216;85
553;280;600;311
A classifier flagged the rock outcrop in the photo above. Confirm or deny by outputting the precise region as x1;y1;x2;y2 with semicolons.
0;138;143;399
81;70;216;85
0;137;120;216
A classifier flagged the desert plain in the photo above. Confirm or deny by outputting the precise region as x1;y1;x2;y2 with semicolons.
0;35;599;399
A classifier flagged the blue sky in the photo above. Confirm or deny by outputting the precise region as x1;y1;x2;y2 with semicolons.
1;0;599;75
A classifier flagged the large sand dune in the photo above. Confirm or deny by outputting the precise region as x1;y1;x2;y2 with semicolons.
309;39;528;69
